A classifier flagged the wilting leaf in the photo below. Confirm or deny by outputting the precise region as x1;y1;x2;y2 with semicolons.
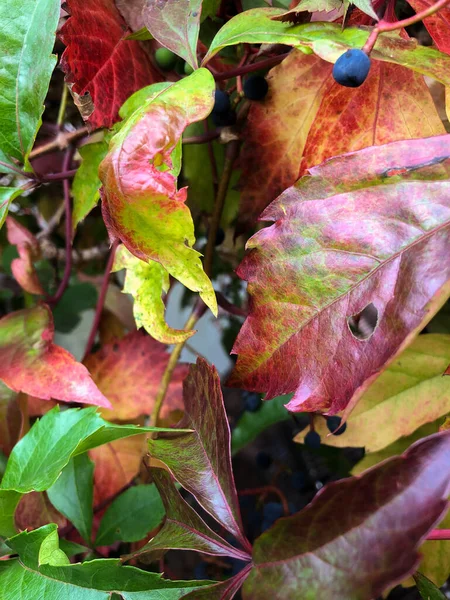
6;217;44;295
203;9;450;87
0;305;110;407
143;0;202;68
15;492;67;533
407;0;450;54
84;330;188;421
414;572;446;600
59;0;161;129
2;525;207;599
47;454;94;544
0;188;23;229
95;484;164;546
294;334;450;451
0;0;59;171
243;431;450;599
0;382;21;456
130;469;251;560
229;135;450;415
99;69;217;315
113;246;194;343
149;359;250;550
72;141;108;229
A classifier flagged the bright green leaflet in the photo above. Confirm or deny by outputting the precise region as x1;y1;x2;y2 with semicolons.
95;484;165;547
0;188;23;230
1;525;209;599
47;454;94;544
72;142;108;229
414;572;446;599
0;0;60;172
203;9;450;87
0;406;189;537
231;395;292;455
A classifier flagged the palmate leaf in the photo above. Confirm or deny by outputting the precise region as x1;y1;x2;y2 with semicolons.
407;0;450;54
99;69;217;316
0;525;207;599
0;0;59;172
228;135;450;415
149;359;250;551
242;431;450;600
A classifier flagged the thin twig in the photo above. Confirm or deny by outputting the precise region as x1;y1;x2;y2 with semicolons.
216;291;248;317
39;168;78;182
0;160;34;179
82;239;120;360
57;84;69;129
183;129;220;145
426;529;450;540
40;239;110;262
213;53;290;81
29;126;89;160
239;485;290;517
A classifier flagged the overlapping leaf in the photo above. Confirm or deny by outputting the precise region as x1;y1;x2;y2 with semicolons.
84;330;188;421
59;0;161;129
0;305;110;407
243;431;450;600
72;141;108;229
99;69;217;315
143;0;202;68
181;565;253;600
0;188;23;229
149;359;250;551
294;334;450;450
228;135;450;415
6;217;44;295
15;492;66;534
113;246;195;343
0;0;59;172
407;0;450;54
0;382;20;456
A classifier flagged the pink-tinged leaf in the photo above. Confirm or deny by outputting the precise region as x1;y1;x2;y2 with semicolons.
407;0;450;54
181;564;253;600
0;305;111;408
228;135;450;415
59;0;161;129
149;359;250;551
143;0;202;69
115;0;146;32
84;330;188;421
15;492;67;532
6;217;44;295
129;468;251;561
99;69;217;314
242;431;450;600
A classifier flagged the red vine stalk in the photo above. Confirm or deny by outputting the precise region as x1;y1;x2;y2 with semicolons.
82;239;120;360
40;168;78;182
239;485;290;517
212;52;290;81
426;529;450;540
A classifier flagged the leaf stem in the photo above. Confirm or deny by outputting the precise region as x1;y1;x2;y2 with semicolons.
213;53;290;81
29;126;89;160
183;129;220;144
363;0;450;53
0;160;34;179
39;168;79;182
82;239;120;360
57;84;69;129
426;529;450;540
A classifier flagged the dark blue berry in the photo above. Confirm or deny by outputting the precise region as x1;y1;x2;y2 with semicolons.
326;415;347;436
291;470;307;491
211;109;236;127
304;430;321;449
213;90;231;114
256;451;272;470
243;75;269;101
243;391;261;412
332;49;371;88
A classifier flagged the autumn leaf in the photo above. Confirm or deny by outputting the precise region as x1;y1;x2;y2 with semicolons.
59;0;161;129
149;359;250;551
99;69;217;315
0;382;21;456
84;330;188;421
15;492;67;533
0;305;111;408
6;217;44;295
113;245;195;343
407;0;450;54
228;135;450;415
242;431;450;600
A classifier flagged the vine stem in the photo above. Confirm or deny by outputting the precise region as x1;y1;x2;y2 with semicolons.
213;52;290;81
82;239;119;360
239;485;290;517
29;126;89;160
57;84;69;129
183;129;220;144
363;0;450;53
39;168;78;182
150;140;241;427
426;529;450;540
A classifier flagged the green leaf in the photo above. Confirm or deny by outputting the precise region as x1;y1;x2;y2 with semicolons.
203;9;450;87
95;484;165;547
0;406;187;536
59;539;90;558
38;528;70;567
0;188;23;229
414;572;446;599
47;454;94;544
72;141;108;229
350;0;378;20
2;525;208;599
125;27;154;41
112;245;195;343
231;394;291;455
52;282;98;333
0;0;59;171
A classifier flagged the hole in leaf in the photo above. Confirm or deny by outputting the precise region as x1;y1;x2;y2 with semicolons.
347;302;378;341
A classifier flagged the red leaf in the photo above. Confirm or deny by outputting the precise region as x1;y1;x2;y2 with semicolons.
0;305;111;408
6;217;44;295
84;330;188;421
181;565;253;600
130;468;251;561
228;135;450;415
149;359;250;551
59;0;161;129
242;431;450;599
0;383;21;456
407;0;450;53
